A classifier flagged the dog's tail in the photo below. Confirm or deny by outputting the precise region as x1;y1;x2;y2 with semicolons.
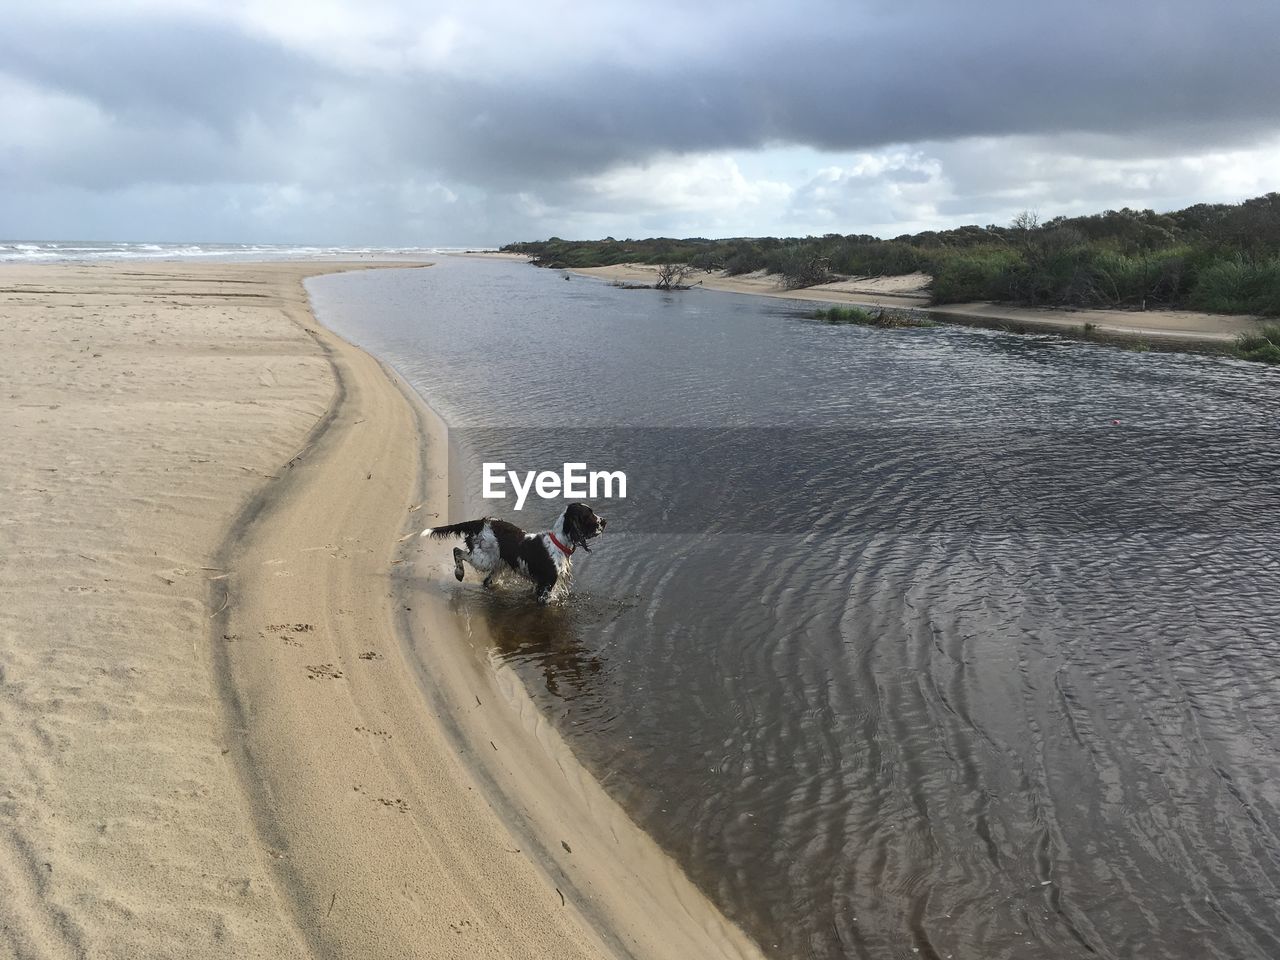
419;518;488;540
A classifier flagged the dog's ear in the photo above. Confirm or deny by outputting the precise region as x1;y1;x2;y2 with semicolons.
562;504;582;541
562;503;590;551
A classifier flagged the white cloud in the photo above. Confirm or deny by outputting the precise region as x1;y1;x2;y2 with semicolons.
924;135;1280;226
582;155;791;222
785;150;948;234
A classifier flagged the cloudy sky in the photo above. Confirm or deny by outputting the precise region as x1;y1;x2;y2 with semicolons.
3;0;1279;245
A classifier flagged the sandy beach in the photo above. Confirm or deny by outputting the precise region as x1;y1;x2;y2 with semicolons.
0;261;764;959
550;261;1264;349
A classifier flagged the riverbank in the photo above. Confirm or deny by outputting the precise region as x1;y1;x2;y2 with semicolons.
0;259;762;960
535;260;1263;350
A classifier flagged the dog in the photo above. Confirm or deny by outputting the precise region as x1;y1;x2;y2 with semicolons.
419;502;606;604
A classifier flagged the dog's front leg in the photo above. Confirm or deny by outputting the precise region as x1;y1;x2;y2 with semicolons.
533;571;557;605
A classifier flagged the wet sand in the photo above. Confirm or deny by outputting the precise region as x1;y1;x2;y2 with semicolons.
0;261;763;959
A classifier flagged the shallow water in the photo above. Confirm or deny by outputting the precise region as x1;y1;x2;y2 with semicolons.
310;257;1280;960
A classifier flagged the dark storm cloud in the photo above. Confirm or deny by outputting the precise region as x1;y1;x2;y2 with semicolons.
1;0;1277;241
0;12;327;134
5;0;1278;190
0;9;341;193
402;0;1280;185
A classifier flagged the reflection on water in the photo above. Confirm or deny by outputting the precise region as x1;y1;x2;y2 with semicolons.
446;586;612;701
312;258;1280;960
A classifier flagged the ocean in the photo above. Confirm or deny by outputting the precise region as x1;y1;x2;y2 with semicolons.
0;240;451;262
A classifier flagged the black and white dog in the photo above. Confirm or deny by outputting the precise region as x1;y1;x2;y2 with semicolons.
419;503;607;604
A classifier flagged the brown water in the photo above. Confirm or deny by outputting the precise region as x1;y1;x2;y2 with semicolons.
310;257;1280;960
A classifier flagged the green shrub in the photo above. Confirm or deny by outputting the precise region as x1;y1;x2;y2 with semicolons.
927;249;1018;303
688;250;723;271
1191;258;1280;315
1243;341;1280;363
814;306;876;324
1236;322;1280;362
933;244;1199;309
829;241;922;277
1193;258;1252;313
1090;247;1192;306
724;248;765;275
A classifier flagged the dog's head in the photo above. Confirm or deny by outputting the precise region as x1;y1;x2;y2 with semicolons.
561;502;607;552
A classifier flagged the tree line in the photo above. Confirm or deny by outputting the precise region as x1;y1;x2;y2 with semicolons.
502;193;1280;316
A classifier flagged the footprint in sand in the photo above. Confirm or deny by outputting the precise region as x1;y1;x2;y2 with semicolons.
267;624;314;646
352;784;408;812
305;663;343;680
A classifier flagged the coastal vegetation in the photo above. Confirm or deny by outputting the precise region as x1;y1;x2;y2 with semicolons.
503;192;1280;318
1236;323;1280;364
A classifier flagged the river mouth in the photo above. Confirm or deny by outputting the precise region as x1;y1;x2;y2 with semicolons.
310;256;1280;960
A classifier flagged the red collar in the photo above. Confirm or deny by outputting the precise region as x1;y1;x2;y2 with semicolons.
548;532;575;557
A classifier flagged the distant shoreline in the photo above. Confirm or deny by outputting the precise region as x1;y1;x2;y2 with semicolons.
476;253;1265;353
